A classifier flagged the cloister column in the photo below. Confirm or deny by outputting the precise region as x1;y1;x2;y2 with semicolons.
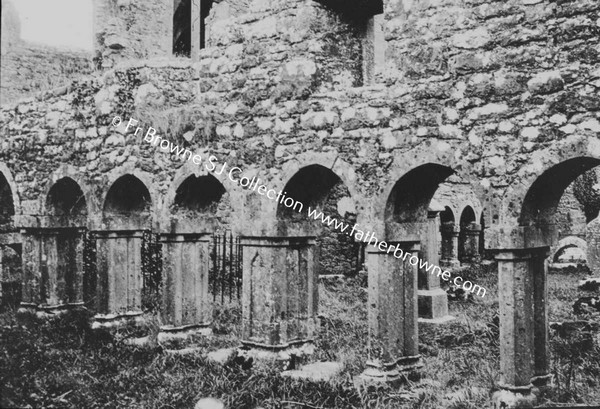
240;236;318;352
440;222;460;268
94;230;144;315
20;228;85;310
359;241;422;383
462;222;482;263
159;233;212;332
531;247;551;389
418;207;451;322
493;246;549;408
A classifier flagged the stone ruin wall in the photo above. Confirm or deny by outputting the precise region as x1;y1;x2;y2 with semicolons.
0;0;598;247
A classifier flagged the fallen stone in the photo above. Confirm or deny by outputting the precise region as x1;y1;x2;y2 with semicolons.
207;348;236;365
281;361;343;383
195;398;225;409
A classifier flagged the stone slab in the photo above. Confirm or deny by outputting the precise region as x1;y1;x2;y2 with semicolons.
280;361;343;383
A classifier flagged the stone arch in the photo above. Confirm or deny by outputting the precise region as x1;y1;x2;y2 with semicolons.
495;137;600;248
168;173;229;233
384;163;455;232
277;164;359;276
460;205;476;225
45;177;88;223
551;236;588;263
274;152;362;222
42;166;98;220
519;157;600;248
102;174;153;230
492;150;600;404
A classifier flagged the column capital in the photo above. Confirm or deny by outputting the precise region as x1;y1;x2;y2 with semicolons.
440;222;459;234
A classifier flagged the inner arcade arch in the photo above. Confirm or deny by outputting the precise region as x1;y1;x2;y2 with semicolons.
493;156;600;407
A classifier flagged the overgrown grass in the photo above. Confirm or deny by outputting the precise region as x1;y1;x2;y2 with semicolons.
1;263;599;408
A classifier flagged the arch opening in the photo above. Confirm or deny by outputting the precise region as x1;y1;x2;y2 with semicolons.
552;244;586;264
440;206;455;224
102;175;152;232
170;174;230;233
520;157;600;228
173;174;226;213
104;175;151;215
458;205;477;263
46;177;87;218
277;165;360;277
385;164;455;224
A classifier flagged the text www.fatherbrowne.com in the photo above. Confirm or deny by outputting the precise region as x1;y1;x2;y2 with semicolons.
114;116;488;298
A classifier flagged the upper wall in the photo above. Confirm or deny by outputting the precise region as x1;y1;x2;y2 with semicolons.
384;0;599;81
93;0;172;68
92;0;373;88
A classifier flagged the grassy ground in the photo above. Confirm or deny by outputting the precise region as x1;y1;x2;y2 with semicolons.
1;263;599;408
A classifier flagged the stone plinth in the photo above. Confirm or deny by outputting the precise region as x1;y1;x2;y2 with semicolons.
493;247;550;408
418;208;452;321
159;233;212;331
359;241;422;384
240;236;318;351
440;222;460;268
93;230;144;315
19;228;85;311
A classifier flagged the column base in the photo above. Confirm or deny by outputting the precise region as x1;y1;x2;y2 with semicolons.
91;311;147;330
158;323;213;343
237;340;316;370
356;355;422;386
492;384;536;409
418;288;451;321
17;302;87;320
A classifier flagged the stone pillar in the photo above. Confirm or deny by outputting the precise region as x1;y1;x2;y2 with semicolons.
462;222;482;263
94;230;144;315
531;247;551;389
440;222;460;268
493;247;550;408
240;236;318;351
586;216;600;275
160;233;212;331
418;209;451;322
19;228;85;310
359;241;421;383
